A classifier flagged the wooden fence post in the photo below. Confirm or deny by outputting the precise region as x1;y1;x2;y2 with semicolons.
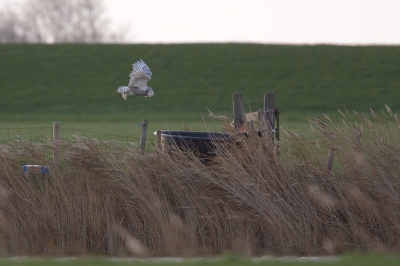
265;92;275;133
249;120;256;132
354;129;361;147
139;119;148;154
156;130;161;152
326;147;336;173
53;121;60;164
232;92;246;131
259;92;275;138
275;107;280;141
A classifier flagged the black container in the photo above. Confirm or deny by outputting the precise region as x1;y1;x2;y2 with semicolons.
160;131;232;157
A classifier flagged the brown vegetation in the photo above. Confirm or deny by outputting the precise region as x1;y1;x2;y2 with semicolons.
0;107;400;256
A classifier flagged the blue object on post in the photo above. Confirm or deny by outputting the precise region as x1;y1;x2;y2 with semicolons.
22;165;50;176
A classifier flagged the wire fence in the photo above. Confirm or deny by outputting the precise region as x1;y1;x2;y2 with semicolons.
61;127;140;143
0;126;151;147
0;127;53;143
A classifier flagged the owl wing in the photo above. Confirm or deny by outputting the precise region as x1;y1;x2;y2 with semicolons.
128;69;151;92
132;59;152;77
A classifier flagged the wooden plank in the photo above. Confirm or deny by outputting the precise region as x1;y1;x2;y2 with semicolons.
139;119;148;154
245;112;258;122
232;92;246;131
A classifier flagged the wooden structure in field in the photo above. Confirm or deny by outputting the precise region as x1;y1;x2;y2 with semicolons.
232;92;279;140
155;92;280;158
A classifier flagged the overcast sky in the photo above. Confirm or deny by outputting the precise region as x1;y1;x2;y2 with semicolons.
2;0;400;45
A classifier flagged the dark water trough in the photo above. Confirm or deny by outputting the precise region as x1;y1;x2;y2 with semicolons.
160;130;232;157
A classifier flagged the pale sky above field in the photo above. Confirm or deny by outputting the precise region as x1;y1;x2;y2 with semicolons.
1;0;399;45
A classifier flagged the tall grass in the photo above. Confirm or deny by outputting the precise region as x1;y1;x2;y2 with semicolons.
0;107;400;256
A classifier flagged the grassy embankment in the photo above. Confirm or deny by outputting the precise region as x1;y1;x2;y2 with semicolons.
1;44;399;140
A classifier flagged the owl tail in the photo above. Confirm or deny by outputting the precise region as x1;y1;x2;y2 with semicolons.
117;86;130;100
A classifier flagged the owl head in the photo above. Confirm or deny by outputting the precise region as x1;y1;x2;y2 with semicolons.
146;87;154;97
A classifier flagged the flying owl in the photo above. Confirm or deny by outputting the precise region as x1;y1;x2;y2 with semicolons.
117;59;154;100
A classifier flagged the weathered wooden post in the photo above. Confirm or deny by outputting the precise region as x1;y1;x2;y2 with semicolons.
139;119;148;154
354;129;361;147
259;92;275;139
232;92;246;131
275;107;280;141
326;147;336;173
53;121;60;164
156;130;162;152
249;120;256;132
265;92;275;133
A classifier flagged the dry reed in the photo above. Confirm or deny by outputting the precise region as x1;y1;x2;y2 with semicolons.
0;108;400;256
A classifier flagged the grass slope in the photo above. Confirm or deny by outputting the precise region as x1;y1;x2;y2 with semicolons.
0;44;399;123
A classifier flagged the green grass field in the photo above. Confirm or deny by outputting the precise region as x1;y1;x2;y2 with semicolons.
1;44;399;123
1;44;399;139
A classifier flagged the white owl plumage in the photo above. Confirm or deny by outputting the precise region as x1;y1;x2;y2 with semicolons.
117;59;154;100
